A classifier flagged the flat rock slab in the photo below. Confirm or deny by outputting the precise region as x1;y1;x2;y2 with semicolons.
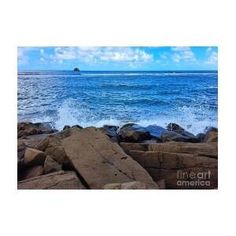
103;181;159;189
129;150;217;169
18;171;85;189
62;128;157;189
128;150;217;189
148;142;217;158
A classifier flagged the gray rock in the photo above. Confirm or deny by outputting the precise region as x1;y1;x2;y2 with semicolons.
118;124;152;142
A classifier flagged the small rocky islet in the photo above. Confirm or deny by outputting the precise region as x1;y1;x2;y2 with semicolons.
17;122;218;189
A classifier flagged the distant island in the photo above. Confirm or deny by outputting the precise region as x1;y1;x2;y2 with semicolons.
73;67;80;72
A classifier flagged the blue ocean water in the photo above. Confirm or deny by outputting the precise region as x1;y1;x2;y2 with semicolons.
17;71;218;134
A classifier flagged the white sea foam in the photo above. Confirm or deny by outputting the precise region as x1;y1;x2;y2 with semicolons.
40;98;217;134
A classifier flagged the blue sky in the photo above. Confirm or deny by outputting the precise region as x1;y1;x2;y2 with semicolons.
18;46;218;71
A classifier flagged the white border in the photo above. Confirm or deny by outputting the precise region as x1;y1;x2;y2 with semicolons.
1;0;236;235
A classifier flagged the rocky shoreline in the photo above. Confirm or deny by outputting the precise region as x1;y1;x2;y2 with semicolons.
17;122;218;189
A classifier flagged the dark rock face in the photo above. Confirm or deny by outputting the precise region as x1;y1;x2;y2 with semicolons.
118;124;152;142
24;148;46;167
63;125;71;130
18;122;57;138
196;133;206;142
100;125;119;142
204;129;218;142
163;123;200;143
63;125;83;130
22;165;44;180
144;125;166;139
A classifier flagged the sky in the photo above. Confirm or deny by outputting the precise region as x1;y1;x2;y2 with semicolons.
18;46;218;71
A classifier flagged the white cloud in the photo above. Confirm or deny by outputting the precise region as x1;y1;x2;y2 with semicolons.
52;47;153;64
18;47;29;65
171;47;197;63
205;50;218;65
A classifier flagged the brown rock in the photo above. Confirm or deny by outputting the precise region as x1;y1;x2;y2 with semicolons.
103;181;159;189
62;127;157;189
129;150;217;169
22;165;44;179
44;155;62;174
36;132;71;166
119;142;148;155
128;150;217;189
24;148;46;167
18;171;85;189
19;133;50;149
18;139;27;161
148;142;217;158
18;122;56;138
204;130;218;142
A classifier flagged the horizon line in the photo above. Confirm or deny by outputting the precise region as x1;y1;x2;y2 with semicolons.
18;69;218;72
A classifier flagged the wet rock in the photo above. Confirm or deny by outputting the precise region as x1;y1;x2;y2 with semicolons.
196;133;206;142
24;148;46;167
204;129;218;142
145;125;166;138
165;123;199;142
63;125;71;130
100;125;119;142
63;125;83;130
118;124;152;142
18;171;85;189
161;130;199;143
72;124;83;129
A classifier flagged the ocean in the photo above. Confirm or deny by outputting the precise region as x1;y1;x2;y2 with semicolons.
17;71;218;134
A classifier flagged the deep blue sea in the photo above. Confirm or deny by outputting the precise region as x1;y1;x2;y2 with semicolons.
17;71;218;134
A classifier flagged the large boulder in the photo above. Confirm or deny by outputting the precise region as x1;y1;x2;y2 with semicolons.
144;125;166;139
118;124;152;142
61;127;157;189
128;150;218;189
36;128;75;167
103;181;159;189
99;125;119;142
164;123;199;143
24;148;46;167
18;122;57;138
18;171;85;189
